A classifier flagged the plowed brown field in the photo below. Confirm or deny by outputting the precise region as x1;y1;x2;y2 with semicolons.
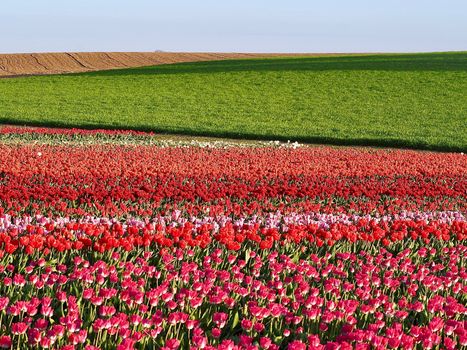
0;52;337;77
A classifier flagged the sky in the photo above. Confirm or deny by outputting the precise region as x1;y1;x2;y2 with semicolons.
1;0;466;53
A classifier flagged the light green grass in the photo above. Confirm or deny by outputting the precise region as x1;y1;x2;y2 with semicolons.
0;52;466;151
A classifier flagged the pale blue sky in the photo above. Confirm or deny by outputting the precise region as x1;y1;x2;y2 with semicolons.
1;0;466;53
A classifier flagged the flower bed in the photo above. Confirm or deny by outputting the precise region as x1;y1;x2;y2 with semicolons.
0;128;465;349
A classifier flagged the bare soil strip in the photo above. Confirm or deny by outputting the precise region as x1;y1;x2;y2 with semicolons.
0;52;346;77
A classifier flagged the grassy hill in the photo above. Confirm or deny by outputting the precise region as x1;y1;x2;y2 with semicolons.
0;52;466;151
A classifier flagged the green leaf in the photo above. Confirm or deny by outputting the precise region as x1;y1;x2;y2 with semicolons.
231;311;239;330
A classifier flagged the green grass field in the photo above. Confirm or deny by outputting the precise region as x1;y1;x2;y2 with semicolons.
0;52;466;151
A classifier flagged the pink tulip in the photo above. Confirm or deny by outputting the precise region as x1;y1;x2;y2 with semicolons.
287;340;306;350
213;312;229;329
165;339;180;350
11;322;28;335
0;336;11;349
241;319;253;331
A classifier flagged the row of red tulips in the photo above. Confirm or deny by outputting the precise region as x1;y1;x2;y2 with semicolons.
0;214;465;255
0;143;465;218
2;196;464;219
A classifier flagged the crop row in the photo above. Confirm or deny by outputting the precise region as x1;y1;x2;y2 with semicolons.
0;241;466;349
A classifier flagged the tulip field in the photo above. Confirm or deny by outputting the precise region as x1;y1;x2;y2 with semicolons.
0;126;466;350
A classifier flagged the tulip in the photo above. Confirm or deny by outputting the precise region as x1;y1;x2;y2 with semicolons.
0;336;11;349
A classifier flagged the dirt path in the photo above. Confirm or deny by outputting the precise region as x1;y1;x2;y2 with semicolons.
0;52;346;77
